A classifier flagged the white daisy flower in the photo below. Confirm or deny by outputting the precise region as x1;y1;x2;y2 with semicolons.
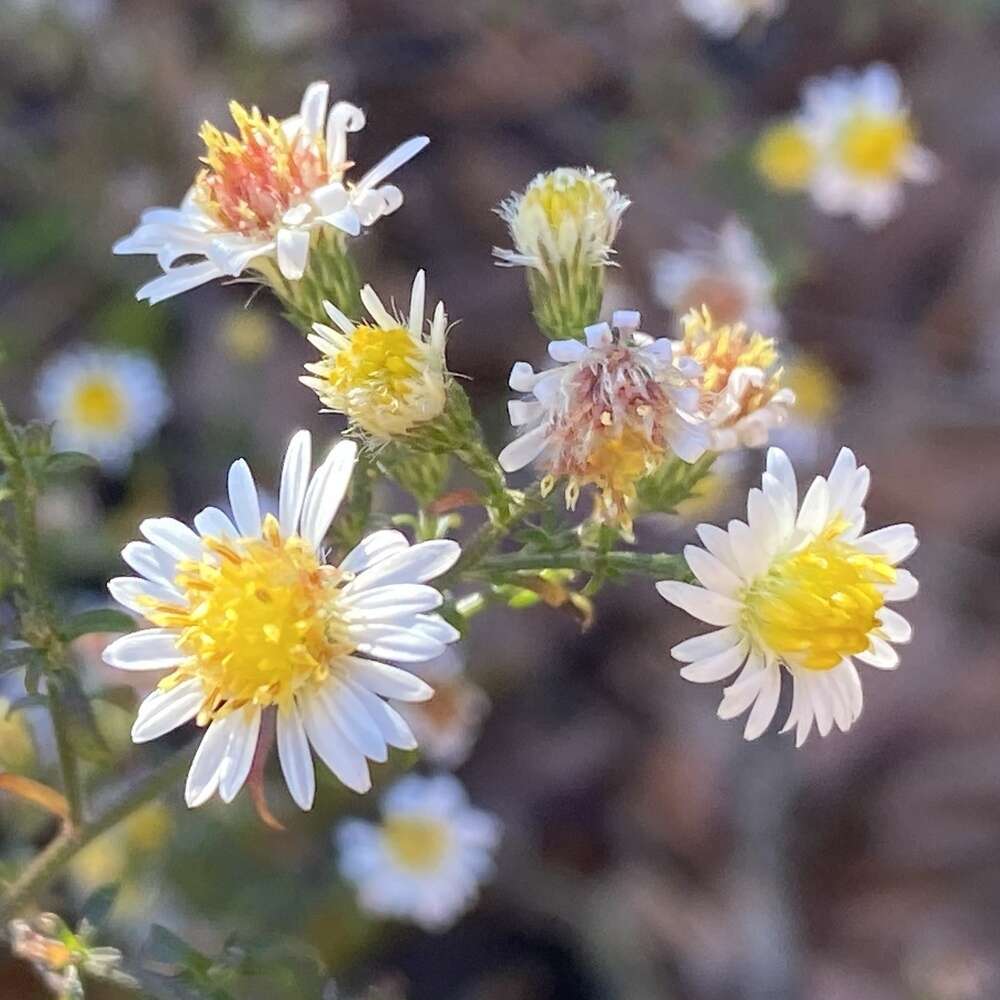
336;772;501;931
680;0;785;38
675;307;795;452
396;647;490;769
34;347;169;471
657;447;918;745
301;270;449;442
652;218;783;337
113;81;428;304
102;430;462;809
498;310;708;534
800;63;939;228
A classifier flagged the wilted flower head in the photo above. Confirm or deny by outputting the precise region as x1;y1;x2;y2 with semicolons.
652;218;783;336
658;447;918;744
337;772;502;931
676;307;795;451
34;347;170;472
499;310;708;535
114;81;428;303
302;270;449;442
680;0;785;38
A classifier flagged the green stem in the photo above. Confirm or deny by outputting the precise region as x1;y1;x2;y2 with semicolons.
0;397;41;610
475;549;690;581
47;687;84;826
0;746;194;922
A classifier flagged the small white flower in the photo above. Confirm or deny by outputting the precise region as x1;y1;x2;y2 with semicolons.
652;218;783;337
103;430;462;808
114;81;428;303
337;772;501;931
397;647;490;768
680;0;785;38
34;347;169;471
494;167;629;274
499;311;708;533
301;270;449;441
657;447;918;745
801;63;938;228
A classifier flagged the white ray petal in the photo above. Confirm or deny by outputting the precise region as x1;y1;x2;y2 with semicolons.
276;227;311;280
219;707;262;803
345;655;433;702
300;439;357;550
299;692;372;793
671;626;742;663
347;539;459;591
103;629;183;671
131;680;202;743
193;506;238;540
278;429;312;537
340;530;410;574
680;640;749;683
684;545;743;597
656;581;741;626
277;701;315;810
140;517;203;561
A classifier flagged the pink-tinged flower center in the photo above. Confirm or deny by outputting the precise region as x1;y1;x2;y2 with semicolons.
194;101;331;236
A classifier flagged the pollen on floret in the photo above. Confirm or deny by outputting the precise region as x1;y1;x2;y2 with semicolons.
141;514;352;723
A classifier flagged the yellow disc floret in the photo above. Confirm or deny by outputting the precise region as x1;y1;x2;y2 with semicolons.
754;121;818;191
70;377;126;432
836;113;913;179
743;533;896;671
144;515;351;723
520;169;611;232
383;816;450;872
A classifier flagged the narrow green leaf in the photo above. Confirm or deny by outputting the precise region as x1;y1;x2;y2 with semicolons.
62;608;134;640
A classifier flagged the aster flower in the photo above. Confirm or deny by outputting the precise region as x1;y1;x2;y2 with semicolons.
652;218;783;337
657;447;918;744
499;310;708;534
34;347;169;471
801;63;937;227
102;430;461;808
680;0;785;38
675;307;795;451
396;647;490;768
494;167;630;341
113;81;428;304
336;772;501;931
301;270;448;442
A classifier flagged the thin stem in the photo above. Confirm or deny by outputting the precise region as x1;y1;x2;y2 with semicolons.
47;686;83;826
0;397;42;610
0;746;194;922
474;549;690;581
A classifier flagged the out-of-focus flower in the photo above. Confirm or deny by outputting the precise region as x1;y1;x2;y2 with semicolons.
494;168;630;341
114;81;428;304
754;119;819;193
770;353;841;464
499;310;708;536
220;309;275;363
680;0;785;38
302;271;449;442
675;307;795;451
657;447;918;744
8;912;136;999
336;772;501;931
652;218;783;336
398;648;490;768
103;431;461;808
34;347;169;472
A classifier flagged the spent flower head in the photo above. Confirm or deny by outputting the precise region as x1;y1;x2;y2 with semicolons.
337;772;502;931
499;310;709;536
676;307;795;451
658;447;918;744
114;81;428;303
103;430;461;808
302;270;449;443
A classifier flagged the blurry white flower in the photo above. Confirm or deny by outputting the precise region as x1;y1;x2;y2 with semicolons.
801;63;938;228
675;307;795;452
499;310;708;535
114;81;428;303
302;270;449;441
680;0;785;38
34;347;169;471
658;448;918;744
104;430;462;808
398;648;490;768
337;772;501;931
653;218;783;337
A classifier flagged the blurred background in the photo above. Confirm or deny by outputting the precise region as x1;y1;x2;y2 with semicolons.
2;0;1000;997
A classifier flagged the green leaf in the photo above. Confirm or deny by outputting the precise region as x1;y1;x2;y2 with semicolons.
50;672;110;765
44;451;97;479
62;608;134;640
146;926;214;974
0;646;41;675
79;884;119;932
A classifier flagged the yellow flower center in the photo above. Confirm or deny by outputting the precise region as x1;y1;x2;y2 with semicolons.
144;515;351;723
326;325;420;409
754;122;817;191
743;532;896;670
383;816;450;873
69;377;126;432
836;113;913;179
581;425;661;513
522;172;609;230
194;101;330;235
